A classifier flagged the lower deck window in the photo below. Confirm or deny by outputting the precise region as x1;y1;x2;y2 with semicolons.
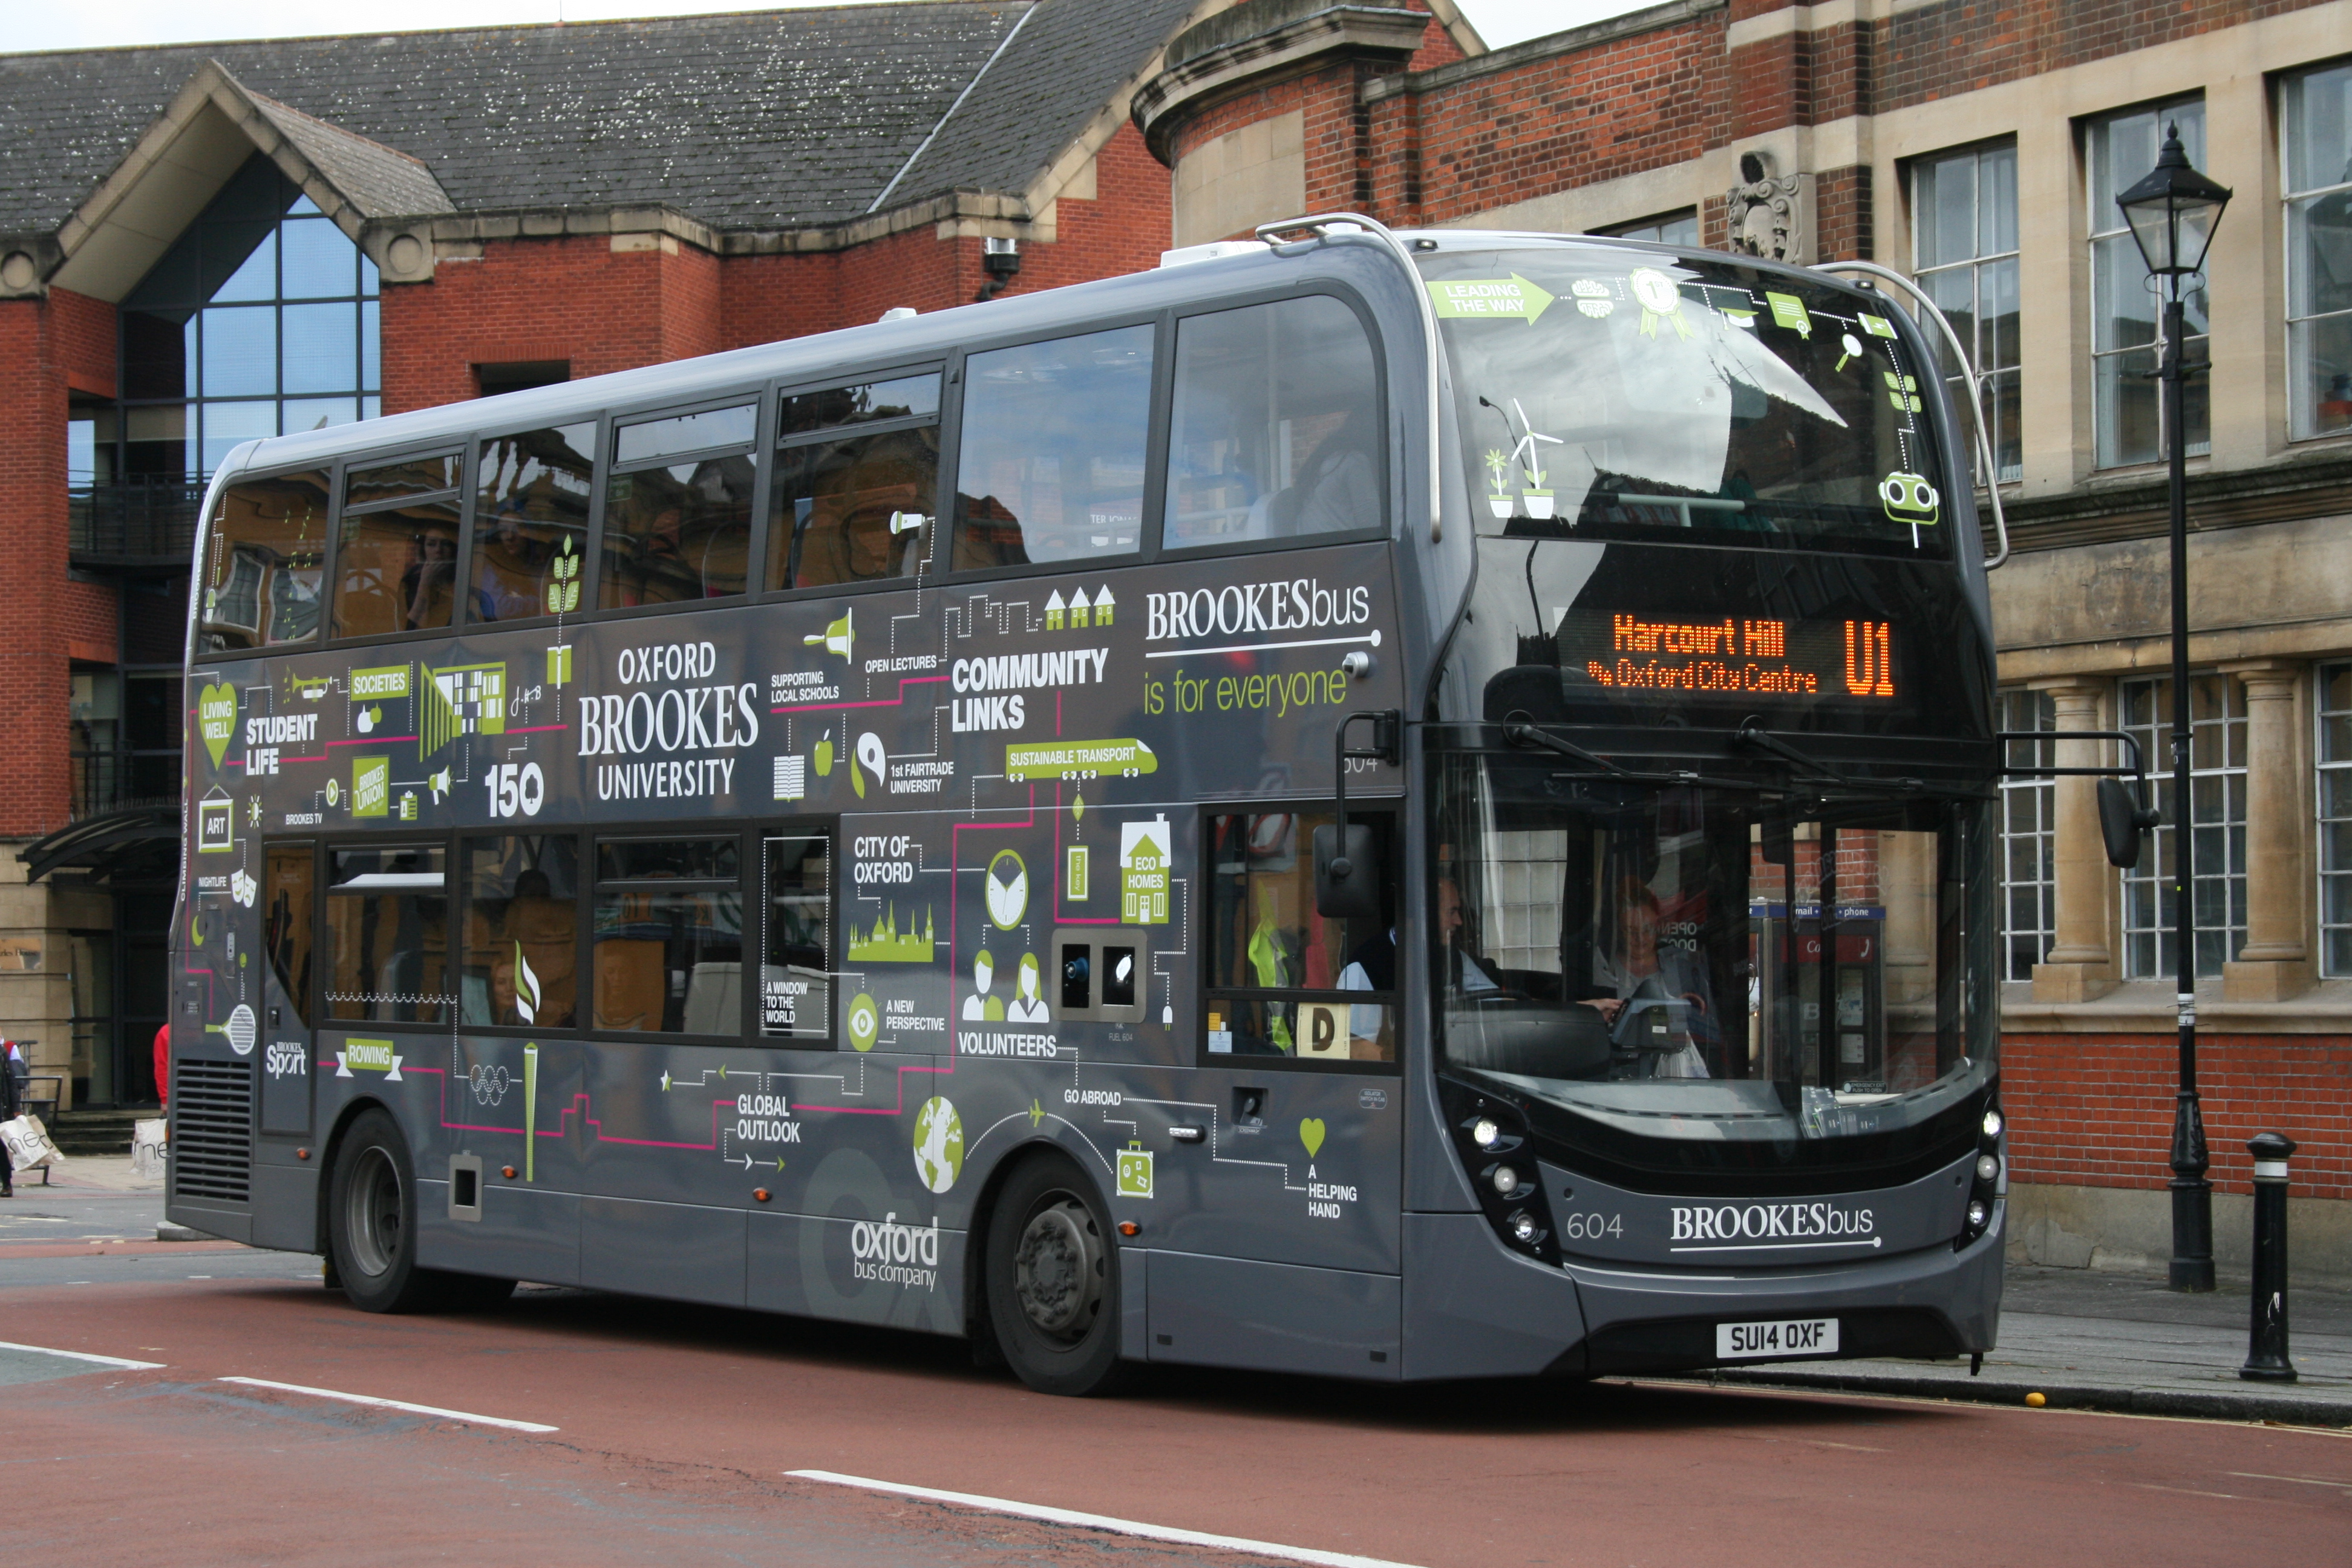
1203;811;1396;1064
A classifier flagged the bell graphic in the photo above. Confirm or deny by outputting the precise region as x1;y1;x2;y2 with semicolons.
804;609;854;659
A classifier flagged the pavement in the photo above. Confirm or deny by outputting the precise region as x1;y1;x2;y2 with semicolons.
1690;1262;2352;1425
18;1158;2350;1425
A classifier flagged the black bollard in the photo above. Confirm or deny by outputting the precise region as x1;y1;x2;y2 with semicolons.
2239;1131;2298;1383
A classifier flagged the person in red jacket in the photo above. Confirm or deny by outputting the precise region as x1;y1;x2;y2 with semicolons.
153;1022;169;1107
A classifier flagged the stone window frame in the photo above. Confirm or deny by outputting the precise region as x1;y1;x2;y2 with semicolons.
2085;97;2212;470
1907;138;2022;484
1997;687;2058;982
2281;59;2352;444
2118;671;2247;978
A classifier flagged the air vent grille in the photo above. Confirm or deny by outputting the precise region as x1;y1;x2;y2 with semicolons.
172;1059;252;1203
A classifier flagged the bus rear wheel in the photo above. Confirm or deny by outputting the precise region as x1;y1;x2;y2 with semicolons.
328;1108;511;1313
984;1153;1131;1397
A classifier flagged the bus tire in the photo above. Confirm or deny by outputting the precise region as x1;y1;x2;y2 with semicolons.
327;1108;500;1313
984;1152;1132;1397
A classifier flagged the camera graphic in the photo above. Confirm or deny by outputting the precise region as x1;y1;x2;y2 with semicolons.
1878;471;1941;527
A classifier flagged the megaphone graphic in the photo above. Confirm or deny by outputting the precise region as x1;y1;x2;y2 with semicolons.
888;511;928;536
427;768;450;803
803;609;854;659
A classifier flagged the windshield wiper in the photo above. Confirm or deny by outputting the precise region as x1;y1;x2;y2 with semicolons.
1734;722;1928;795
1501;720;1749;791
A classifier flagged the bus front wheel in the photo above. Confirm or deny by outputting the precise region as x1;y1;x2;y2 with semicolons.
328;1108;511;1313
984;1153;1131;1396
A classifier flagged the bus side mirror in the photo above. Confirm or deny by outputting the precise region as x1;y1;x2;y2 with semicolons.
1313;823;1379;919
2097;777;2158;869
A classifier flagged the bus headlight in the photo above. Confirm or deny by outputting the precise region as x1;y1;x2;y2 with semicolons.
1976;1154;2000;1184
1982;1108;2004;1140
1491;1164;1523;1197
1472;1117;1502;1150
1967;1199;1989;1229
1508;1210;1538;1243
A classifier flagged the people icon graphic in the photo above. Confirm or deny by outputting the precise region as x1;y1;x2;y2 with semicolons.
962;949;1005;1021
1007;952;1049;1023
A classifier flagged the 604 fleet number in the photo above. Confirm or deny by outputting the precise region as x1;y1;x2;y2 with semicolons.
1558;1212;1622;1241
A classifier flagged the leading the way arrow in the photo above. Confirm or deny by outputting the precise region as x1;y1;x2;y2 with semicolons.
1425;273;1557;326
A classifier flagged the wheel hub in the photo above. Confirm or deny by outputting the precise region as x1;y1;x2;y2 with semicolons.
1013;1198;1100;1339
344;1146;404;1278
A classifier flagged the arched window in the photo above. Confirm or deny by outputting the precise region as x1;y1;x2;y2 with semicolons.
116;155;380;482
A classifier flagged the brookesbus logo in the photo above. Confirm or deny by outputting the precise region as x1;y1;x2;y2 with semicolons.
1670;1203;1876;1243
1145;578;1371;640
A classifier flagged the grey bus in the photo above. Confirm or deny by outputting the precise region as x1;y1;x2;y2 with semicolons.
169;217;2013;1395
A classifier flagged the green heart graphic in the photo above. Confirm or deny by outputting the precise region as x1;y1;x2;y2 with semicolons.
197;682;237;769
1299;1117;1326;1158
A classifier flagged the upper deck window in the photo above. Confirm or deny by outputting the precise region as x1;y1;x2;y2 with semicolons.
200;469;329;651
1165;295;1381;550
332;452;463;638
770;373;941;591
1419;247;1952;558
953;325;1154;571
603;405;757;609
469;423;593;624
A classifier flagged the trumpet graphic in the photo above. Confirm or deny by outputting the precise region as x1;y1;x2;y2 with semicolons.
803;609;854;660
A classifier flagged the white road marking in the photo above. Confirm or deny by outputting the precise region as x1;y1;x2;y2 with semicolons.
217;1377;558;1433
787;1470;1424;1568
0;1339;164;1370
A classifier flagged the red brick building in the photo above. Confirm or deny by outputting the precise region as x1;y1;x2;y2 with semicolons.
1135;0;2352;1275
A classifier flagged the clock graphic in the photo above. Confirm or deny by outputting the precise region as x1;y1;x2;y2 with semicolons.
985;849;1028;929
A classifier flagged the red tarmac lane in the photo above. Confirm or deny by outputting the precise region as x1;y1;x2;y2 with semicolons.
7;1275;2348;1566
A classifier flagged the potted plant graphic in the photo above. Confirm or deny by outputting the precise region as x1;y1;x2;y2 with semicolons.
1483;449;1515;519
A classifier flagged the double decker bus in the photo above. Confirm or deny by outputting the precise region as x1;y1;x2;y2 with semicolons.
169;216;2008;1394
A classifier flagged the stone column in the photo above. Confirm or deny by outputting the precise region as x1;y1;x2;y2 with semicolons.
2033;680;2118;1002
2224;661;2314;1002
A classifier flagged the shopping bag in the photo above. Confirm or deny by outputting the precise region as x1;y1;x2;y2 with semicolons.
1;1114;61;1171
132;1117;167;1178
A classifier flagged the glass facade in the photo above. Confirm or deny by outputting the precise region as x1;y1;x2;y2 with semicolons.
1913;142;2022;483
2121;674;2245;978
115;155;379;483
2285;60;2352;442
2088;101;2210;469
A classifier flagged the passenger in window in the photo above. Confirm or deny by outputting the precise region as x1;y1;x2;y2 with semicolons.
1259;407;1379;537
475;505;550;620
401;530;462;630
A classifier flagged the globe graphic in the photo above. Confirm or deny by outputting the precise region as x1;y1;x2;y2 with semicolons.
912;1096;964;1194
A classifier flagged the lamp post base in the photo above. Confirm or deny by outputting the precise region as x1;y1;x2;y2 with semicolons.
2167;1175;2215;1292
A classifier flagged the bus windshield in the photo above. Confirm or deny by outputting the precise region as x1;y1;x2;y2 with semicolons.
1431;749;1997;1147
1421;246;1952;558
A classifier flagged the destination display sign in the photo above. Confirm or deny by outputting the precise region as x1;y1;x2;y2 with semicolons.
1555;610;1899;702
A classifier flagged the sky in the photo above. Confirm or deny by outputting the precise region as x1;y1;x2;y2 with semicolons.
0;1;1651;56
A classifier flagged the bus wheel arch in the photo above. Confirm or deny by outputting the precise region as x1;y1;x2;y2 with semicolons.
313;1094;397;1259
322;1100;512;1314
978;1145;1132;1397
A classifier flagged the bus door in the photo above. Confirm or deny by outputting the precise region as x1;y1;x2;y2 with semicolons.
258;843;316;1141
744;827;962;1335
1145;808;1404;1375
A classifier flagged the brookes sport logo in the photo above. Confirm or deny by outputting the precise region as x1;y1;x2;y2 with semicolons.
1670;1202;1876;1244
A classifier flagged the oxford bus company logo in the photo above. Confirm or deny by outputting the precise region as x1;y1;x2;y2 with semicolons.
850;1212;939;1292
1670;1201;1877;1246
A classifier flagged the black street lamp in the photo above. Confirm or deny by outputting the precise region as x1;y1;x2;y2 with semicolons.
2117;124;2231;1293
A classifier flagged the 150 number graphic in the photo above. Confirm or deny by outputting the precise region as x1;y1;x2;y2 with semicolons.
485;762;546;818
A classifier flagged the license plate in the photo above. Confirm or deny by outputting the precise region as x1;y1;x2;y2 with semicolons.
1716;1317;1839;1359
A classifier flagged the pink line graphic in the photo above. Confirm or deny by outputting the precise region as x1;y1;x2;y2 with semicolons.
769;674;947;714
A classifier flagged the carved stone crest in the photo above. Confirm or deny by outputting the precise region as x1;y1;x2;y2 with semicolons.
1725;151;1811;266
